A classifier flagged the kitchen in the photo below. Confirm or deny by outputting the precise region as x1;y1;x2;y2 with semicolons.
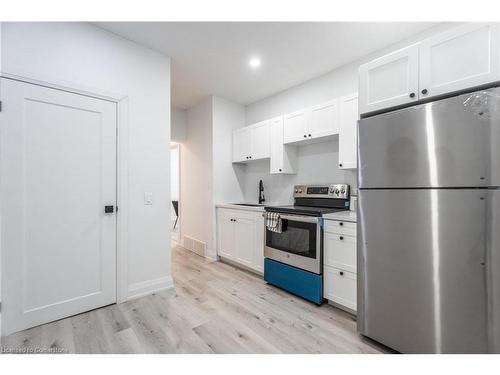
185;21;500;354
1;14;500;365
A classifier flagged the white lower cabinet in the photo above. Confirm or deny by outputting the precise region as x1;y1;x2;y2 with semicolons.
324;266;357;311
216;207;264;273
323;219;357;312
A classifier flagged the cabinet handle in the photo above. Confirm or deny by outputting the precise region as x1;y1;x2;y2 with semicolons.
303;134;307;138
308;134;312;137
339;236;344;240
279;168;282;172
339;271;344;276
409;92;415;98
339;163;343;167
249;156;252;159
339;222;343;226
421;89;428;95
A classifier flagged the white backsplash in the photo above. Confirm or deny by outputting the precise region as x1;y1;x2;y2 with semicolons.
240;140;357;205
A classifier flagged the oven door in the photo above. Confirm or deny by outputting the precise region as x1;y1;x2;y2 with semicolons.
264;214;321;274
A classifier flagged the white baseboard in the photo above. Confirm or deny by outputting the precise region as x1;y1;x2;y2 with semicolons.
126;276;174;301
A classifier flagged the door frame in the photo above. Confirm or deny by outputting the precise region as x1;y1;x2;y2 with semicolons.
170;142;181;242
0;73;130;306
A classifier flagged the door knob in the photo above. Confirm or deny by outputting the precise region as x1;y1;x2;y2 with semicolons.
104;205;114;214
409;92;415;98
421;89;428;95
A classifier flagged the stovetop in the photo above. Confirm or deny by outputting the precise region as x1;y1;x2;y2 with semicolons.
265;205;349;217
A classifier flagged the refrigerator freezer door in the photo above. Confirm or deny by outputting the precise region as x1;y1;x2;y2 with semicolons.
358;189;492;353
358;88;500;188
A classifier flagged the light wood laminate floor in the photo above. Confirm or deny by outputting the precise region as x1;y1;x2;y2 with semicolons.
1;243;388;354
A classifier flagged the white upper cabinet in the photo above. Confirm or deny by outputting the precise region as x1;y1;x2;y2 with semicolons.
359;44;419;115
359;23;500;115
232;127;252;163
309;99;339;138
283;99;339;144
283;110;308;144
270;116;297;174
338;93;359;170
419;23;500;100
232;120;270;163
250;120;270;160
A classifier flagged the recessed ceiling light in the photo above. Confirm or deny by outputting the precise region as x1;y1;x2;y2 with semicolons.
248;57;261;69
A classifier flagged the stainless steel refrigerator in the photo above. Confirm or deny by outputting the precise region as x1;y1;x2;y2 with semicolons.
357;87;500;353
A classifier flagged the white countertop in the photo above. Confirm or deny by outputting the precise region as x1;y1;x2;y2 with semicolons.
215;203;265;212
323;210;357;222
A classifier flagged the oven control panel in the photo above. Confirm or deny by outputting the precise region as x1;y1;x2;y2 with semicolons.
293;184;350;199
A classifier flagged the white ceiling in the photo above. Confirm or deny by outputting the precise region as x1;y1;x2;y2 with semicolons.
95;22;437;109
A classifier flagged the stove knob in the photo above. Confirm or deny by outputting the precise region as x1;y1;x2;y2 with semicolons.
340;187;346;194
329;188;334;193
295;189;298;193
298;189;303;194
335;189;340;195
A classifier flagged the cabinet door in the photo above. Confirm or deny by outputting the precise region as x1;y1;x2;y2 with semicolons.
253;213;265;273
250;120;270;160
359;44;419;115
419;23;500;100
338;93;359;170
324;232;357;273
270;116;284;173
309;99;339;139
232;127;251;162
217;209;235;259
283;109;308;144
270;116;297;175
233;215;255;268
324;266;357;311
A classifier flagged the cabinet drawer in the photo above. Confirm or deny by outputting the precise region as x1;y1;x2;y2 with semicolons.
324;220;356;236
324;232;356;272
324;266;357;311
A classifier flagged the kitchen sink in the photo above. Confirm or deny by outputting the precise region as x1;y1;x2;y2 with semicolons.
233;203;264;207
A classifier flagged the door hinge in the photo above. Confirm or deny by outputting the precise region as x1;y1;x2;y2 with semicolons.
116;206;119;213
0;101;2;112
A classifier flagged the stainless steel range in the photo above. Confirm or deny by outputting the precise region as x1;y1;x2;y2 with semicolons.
263;184;350;304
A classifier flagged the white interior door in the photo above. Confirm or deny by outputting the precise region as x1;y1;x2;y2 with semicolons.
1;79;117;335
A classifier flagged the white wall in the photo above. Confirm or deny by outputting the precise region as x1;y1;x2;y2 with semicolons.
212;96;246;205
1;22;172;300
243;22;461;204
171;107;187;142
170;145;180;202
180;97;214;257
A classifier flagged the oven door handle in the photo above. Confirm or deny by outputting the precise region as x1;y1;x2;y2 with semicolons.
278;214;320;224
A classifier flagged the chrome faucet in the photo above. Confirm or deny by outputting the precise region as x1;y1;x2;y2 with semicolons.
259;180;265;204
